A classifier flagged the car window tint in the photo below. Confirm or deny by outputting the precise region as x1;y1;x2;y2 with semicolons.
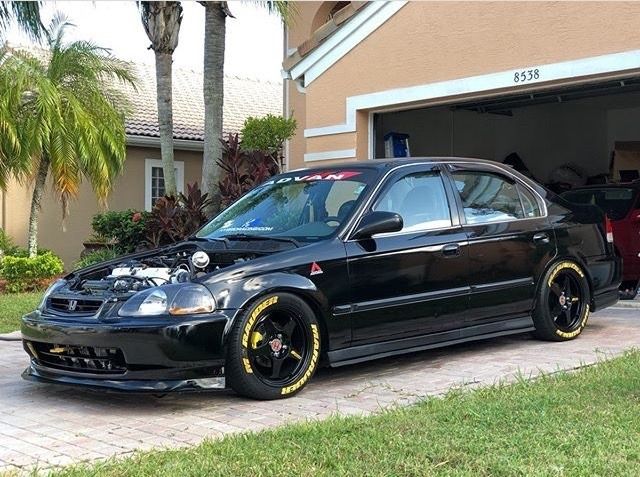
452;171;525;224
373;172;452;232
325;180;365;220
518;184;542;218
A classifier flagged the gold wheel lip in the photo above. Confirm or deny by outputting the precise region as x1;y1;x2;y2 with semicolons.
548;270;586;332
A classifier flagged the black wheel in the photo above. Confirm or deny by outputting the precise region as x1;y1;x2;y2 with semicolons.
225;293;321;400
619;280;639;300
532;261;591;341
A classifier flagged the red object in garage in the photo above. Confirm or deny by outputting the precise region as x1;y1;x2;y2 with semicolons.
561;181;640;300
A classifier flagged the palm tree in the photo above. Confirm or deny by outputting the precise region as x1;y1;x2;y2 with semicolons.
0;48;30;188
139;1;182;197
0;1;45;40
2;14;136;257
201;1;293;213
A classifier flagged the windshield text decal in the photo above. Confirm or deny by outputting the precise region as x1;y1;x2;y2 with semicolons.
263;171;361;186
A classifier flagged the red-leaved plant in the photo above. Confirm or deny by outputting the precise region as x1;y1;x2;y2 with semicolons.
217;133;278;209
144;182;213;248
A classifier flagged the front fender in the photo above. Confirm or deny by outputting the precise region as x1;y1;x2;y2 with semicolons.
206;272;333;352
222;271;326;311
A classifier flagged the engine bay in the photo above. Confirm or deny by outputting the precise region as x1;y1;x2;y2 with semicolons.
65;242;258;297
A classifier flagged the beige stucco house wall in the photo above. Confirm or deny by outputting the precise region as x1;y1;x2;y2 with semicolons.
283;1;640;168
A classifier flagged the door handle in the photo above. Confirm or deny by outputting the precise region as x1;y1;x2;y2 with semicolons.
533;232;550;244
442;243;461;257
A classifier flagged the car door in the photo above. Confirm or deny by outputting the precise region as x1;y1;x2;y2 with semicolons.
446;164;557;326
345;164;470;346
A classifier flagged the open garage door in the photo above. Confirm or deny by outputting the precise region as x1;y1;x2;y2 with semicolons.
373;77;640;191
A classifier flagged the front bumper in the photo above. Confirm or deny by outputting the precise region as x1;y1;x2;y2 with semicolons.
21;309;237;392
22;363;226;392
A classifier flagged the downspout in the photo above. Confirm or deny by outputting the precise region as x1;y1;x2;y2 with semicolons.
283;23;290;172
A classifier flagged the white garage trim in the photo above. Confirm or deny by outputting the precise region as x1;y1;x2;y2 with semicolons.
286;1;408;87
304;149;356;163
304;49;640;140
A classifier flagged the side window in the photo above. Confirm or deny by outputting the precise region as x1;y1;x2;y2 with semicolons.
517;184;542;218
452;171;524;224
373;172;452;232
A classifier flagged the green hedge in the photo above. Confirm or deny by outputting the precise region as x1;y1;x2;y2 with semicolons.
1;252;64;293
91;209;148;254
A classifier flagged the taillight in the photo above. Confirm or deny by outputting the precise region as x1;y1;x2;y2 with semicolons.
605;215;614;243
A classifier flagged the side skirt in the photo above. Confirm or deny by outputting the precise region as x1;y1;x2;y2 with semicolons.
327;317;535;367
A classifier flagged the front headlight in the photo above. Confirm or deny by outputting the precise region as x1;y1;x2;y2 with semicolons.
169;284;215;315
118;284;215;317
119;288;168;316
39;279;66;310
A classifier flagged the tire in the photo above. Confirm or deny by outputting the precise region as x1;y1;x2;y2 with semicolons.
225;293;321;400
532;260;591;341
619;280;639;300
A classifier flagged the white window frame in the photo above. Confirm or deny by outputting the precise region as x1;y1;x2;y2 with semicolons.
144;158;185;211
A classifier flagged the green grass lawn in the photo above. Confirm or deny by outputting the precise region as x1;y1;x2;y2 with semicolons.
0;292;42;334
50;350;640;477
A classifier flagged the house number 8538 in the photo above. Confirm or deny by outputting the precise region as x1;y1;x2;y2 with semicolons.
513;69;540;83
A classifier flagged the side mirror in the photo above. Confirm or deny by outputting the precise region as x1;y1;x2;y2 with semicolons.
352;211;403;240
632;210;640;223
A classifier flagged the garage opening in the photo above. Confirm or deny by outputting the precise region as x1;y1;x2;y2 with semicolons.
373;77;640;191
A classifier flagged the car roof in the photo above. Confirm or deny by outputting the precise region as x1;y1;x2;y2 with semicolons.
288;156;508;174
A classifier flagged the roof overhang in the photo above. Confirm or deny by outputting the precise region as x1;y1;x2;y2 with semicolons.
282;1;407;90
126;134;204;152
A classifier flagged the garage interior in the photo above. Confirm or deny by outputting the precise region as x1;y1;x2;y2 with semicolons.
373;78;640;190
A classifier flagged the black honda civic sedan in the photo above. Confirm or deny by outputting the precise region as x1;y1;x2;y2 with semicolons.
22;158;621;399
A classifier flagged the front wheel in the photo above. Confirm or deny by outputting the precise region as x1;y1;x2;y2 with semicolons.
225;293;321;400
532;261;591;341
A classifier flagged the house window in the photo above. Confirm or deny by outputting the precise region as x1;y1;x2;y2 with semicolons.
144;159;185;211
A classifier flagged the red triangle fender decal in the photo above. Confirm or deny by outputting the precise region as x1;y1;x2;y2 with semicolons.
310;262;323;276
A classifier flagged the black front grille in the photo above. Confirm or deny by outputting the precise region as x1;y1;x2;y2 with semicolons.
48;297;103;315
26;341;126;374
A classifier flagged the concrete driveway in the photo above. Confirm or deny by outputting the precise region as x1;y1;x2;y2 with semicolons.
1;307;639;474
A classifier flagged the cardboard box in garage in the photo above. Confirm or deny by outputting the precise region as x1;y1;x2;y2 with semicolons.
612;142;640;182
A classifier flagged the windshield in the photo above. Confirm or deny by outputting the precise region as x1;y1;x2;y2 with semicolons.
562;188;637;220
197;169;377;242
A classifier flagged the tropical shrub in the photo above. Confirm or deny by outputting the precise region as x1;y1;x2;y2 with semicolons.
144;183;213;248
91;209;149;253
0;229;19;256
218;133;279;208
74;247;120;270
241;114;297;166
0;251;64;293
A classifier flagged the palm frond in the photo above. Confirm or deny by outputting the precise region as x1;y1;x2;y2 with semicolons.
249;1;297;25
0;1;45;41
0;14;137;220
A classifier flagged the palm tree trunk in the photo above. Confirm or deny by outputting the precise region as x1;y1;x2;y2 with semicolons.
27;156;49;258
202;2;226;214
154;50;177;197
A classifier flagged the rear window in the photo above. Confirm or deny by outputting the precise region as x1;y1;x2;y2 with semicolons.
561;188;637;220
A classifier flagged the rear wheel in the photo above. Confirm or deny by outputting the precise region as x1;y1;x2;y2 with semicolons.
532;261;591;341
226;293;321;400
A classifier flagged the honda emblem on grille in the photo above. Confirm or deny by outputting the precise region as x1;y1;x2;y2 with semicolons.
68;300;78;311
